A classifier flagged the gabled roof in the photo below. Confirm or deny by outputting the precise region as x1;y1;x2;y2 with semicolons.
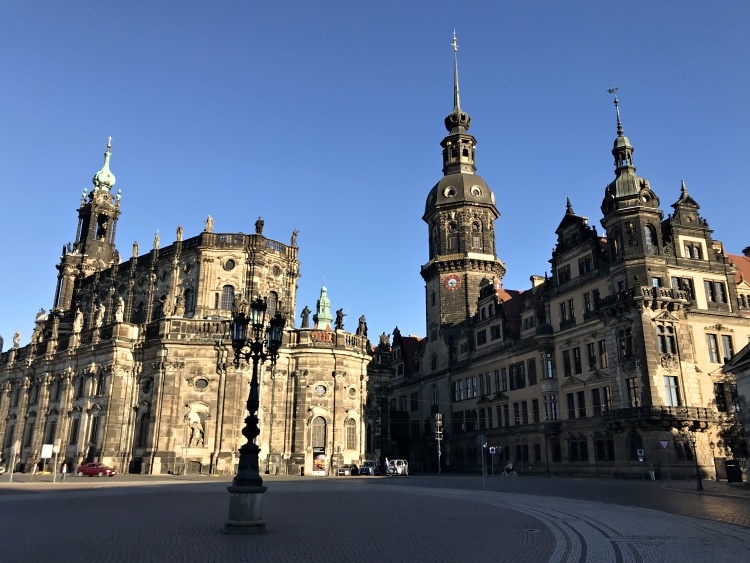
728;253;750;285
723;340;750;374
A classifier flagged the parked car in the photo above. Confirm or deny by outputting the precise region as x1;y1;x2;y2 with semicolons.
358;460;380;476
77;462;117;477
337;464;359;476
386;459;409;476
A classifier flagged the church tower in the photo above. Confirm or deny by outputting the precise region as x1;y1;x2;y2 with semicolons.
53;139;121;311
421;35;506;339
599;95;665;290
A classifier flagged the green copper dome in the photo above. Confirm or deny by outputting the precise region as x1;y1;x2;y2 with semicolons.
92;139;116;190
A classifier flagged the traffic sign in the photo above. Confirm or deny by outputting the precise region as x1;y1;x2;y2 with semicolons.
489;447;496;455
658;440;670;450
637;448;645;462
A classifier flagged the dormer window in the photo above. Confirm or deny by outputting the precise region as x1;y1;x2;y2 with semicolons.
684;243;703;259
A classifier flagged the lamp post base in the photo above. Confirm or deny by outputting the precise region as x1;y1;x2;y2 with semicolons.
224;485;268;534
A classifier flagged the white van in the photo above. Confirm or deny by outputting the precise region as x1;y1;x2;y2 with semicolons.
387;459;409;476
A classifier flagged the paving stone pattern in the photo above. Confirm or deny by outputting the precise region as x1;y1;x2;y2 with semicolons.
1;476;749;562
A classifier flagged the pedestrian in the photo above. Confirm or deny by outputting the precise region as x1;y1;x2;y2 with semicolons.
31;462;39;481
61;462;68;482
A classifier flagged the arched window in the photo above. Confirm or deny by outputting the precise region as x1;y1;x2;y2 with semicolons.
488;304;494;316
311;417;326;450
134;301;145;324
44;416;58;444
644;225;657;254
481;307;487;320
220;285;235;310
267;292;279;317
432;384;439;407
75;377;85;399
472;222;482;250
345;418;356;450
184;289;195;314
136;410;150;448
95;372;105;395
431;354;438;371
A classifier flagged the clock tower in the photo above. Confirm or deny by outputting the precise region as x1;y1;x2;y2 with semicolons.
421;35;506;343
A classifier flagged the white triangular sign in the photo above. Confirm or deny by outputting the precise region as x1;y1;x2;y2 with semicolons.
659;440;670;450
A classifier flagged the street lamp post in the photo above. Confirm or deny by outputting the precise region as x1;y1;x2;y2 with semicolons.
224;296;285;534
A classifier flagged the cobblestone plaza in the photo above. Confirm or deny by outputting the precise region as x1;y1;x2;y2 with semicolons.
2;474;749;562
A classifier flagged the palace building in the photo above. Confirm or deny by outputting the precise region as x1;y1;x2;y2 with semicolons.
383;38;750;478
0;141;372;476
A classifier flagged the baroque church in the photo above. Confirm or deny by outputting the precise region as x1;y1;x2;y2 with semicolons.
382;37;750;478
0;139;372;476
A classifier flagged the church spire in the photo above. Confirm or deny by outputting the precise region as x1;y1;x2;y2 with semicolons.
609;92;634;171
452;31;461;114
444;33;471;134
92;136;116;192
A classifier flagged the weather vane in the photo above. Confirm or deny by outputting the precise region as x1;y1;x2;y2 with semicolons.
607;85;619;97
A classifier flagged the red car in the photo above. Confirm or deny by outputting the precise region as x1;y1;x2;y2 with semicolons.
77;462;117;477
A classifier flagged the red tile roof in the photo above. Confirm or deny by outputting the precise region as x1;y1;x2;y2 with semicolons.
728;253;750;285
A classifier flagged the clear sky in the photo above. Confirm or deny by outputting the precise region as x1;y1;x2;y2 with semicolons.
1;1;748;350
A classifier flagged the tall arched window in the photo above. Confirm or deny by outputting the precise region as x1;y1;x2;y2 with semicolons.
311;417;326;450
345;418;356;450
184;289;195;315
267;292;279;317
220;285;235;310
136;410;150;448
431;354;438;371
644;225;657;254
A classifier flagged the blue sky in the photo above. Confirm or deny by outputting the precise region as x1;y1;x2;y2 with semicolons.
1;1;748;349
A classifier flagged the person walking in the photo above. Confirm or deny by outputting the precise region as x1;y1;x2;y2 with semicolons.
60;462;68;482
31;462;39;481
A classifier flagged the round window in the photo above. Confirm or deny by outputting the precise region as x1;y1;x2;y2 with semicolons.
314;384;327;396
443;186;457;197
224;259;235;271
470;185;482;197
272;265;281;277
348;387;357;399
194;378;209;390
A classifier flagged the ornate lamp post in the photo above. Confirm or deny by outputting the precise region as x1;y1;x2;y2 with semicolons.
224;296;285;534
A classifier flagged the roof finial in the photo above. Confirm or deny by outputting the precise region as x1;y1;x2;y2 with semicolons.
681;179;688;195
107;135;113;149
452;31;461;112
607;86;623;136
566;197;574;214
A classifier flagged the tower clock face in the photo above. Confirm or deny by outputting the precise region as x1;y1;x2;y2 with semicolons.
444;274;461;291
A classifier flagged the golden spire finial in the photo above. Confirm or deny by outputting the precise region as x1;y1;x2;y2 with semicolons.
452;30;458;52
107;135;113;149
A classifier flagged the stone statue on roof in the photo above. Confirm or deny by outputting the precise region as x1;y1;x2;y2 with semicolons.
300;306;311;328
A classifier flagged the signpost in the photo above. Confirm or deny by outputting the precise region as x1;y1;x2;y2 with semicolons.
659;440;670;481
477;435;487;489
489;446;496;477
434;413;443;475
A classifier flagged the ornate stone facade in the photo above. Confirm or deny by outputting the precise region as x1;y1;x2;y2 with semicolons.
0;143;371;476
384;44;749;479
